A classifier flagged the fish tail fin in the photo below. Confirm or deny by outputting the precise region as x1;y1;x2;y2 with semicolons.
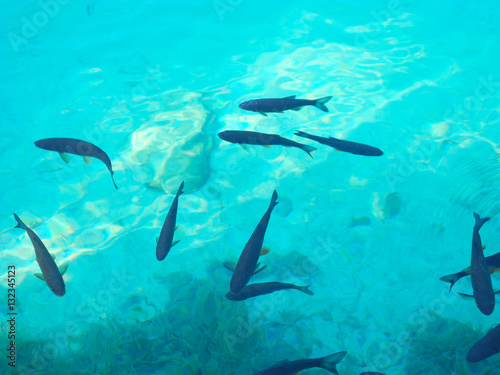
314;96;333;112
13;214;26;230
294;130;312;140
318;351;347;374
269;190;279;209
300;144;317;158
473;212;490;231
298;285;314;296
111;174;118;189
176;181;185;196
439;271;465;292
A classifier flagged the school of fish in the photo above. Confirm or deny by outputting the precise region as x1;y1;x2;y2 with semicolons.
12;92;498;373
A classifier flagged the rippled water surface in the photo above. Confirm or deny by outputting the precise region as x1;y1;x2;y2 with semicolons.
2;1;500;374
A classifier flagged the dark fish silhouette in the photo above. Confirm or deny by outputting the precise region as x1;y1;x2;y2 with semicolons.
252;351;346;375
239;95;332;116
294;130;383;156
440;251;500;292
230;190;278;293
218;130;316;158
226;282;313;301
13;214;67;296
467;324;500;362
156;181;184;261
35;137;118;189
469;212;494;315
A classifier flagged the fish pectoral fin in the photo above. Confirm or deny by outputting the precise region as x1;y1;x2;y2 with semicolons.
260;247;270;256
51;254;56;260
482;244;487;250
264;145;271;149
175;226;178;231
83;156;92;165
253;264;267;275
223;261;236;272
488;266;500;274
291;107;303;111
457;292;474;298
495;290;500;295
283;95;296;99
59;152;71;163
239;144;250;152
34;273;45;281
171;240;180;248
259;112;268;117
58;263;69;276
156;237;158;244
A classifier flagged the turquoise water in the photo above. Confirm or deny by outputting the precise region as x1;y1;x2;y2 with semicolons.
2;0;500;374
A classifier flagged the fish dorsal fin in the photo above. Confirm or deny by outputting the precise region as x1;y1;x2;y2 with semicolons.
83;156;92;165
171;240;180;248
495;290;500;295
223;261;236;272
458;292;474;298
156;237;158;244
271;360;289;368
58;263;69;276
34;273;45;281
283;95;296;99
59;152;71;163
51;254;56;260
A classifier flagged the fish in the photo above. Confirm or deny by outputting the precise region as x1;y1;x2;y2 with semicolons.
230;190;279;293
225;281;313;301
34;137;118;189
239;95;332;116
13;214;67;297
467;324;500;362
359;373;386;375
252;351;347;375
294;130;383;156
440;251;500;292
156;181;184;261
218;130;316;158
469;212;494;315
